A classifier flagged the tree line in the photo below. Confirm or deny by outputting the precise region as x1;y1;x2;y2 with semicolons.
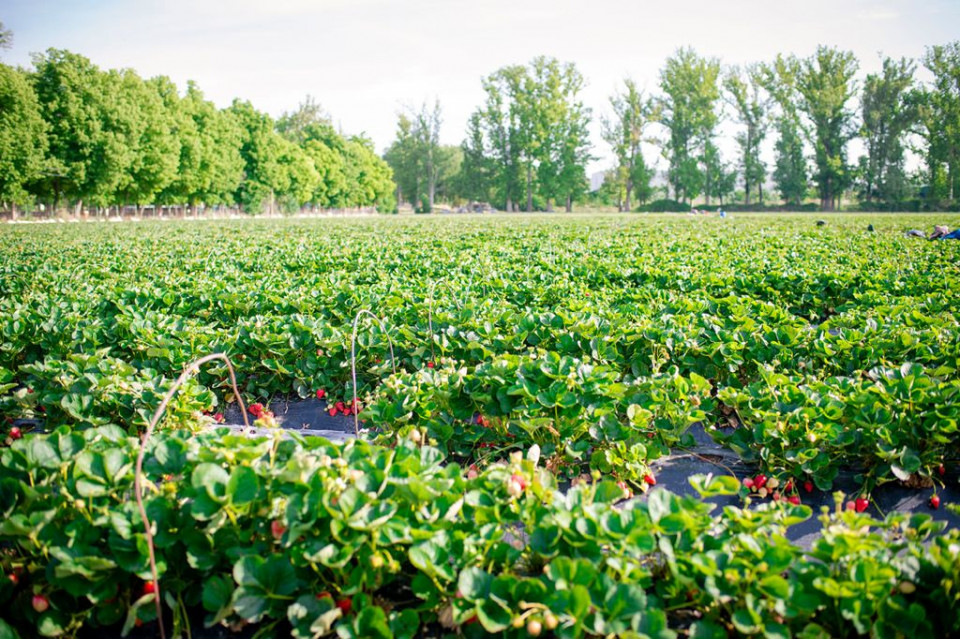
386;43;960;213
0;43;395;217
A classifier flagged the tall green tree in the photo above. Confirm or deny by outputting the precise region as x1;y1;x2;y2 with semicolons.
114;71;181;210
383;102;450;212
277;97;348;209
466;57;590;211
29;49;119;212
760;55;808;206
160;82;243;211
383;113;419;208
917;42;960;206
724;64;769;204
0;63;47;214
453;112;495;204
602;79;656;211
659;48;721;204
228;99;290;213
527;57;592;211
340;135;395;211
858;57;917;208
793;46;859;211
772;117;808;205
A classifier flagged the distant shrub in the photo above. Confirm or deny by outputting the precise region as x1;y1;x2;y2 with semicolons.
637;198;688;212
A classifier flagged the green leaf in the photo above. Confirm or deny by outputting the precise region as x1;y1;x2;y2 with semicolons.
227;466;260;506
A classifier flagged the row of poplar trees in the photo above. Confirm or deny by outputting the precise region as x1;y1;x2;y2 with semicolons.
386;43;960;212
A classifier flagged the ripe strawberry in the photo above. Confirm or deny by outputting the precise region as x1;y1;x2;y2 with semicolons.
270;520;286;540
315;591;333;601
32;594;49;613
8;572;19;585
142;581;156;596
788;495;801;505
9;426;22;440
803;480;814;493
248;403;264;417
938;464;946;477
336;598;352;615
213;413;224;423
754;474;767;489
316;389;326;400
426;361;435;369
328;407;337;416
507;474;526;497
466;464;479;480
742;477;754;489
783;479;794;493
845;500;856;511
930;494;941;509
855;497;869;513
643;474;657;486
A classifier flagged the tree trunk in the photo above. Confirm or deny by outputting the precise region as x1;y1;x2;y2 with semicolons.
565;194;572;212
625;181;632;212
74;200;83;218
526;164;533;212
505;197;512;213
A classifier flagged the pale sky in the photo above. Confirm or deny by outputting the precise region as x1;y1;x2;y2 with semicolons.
3;0;958;176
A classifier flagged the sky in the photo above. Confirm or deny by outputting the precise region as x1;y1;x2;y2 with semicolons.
2;0;958;177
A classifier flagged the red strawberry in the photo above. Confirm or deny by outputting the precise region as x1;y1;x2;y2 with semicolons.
316;591;333;601
336;598;352;615
248;403;264;417
783;480;794;493
938;464;946;477
855;497;869;513
213;413;224;423
270;520;286;540
142;581;156;596
426;361;435;369
316;389;326;400
335;401;345;411
803;480;814;493
930;494;941;509
8;572;19;585
9;426;21;440
26;388;33;394
754;474;767;489
328;407;337;417
511;474;528;491
742;477;754;489
32;594;49;613
845;500;856;511
643;474;656;486
788;495;801;505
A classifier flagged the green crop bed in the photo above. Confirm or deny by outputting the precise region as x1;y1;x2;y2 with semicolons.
1;213;960;637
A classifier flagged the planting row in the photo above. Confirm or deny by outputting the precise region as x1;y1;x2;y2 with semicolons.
1;427;959;638
1;215;959;492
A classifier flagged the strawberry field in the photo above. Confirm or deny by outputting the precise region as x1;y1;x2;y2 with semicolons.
2;213;960;638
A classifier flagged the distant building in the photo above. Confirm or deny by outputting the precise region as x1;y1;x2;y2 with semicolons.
589;171;606;192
